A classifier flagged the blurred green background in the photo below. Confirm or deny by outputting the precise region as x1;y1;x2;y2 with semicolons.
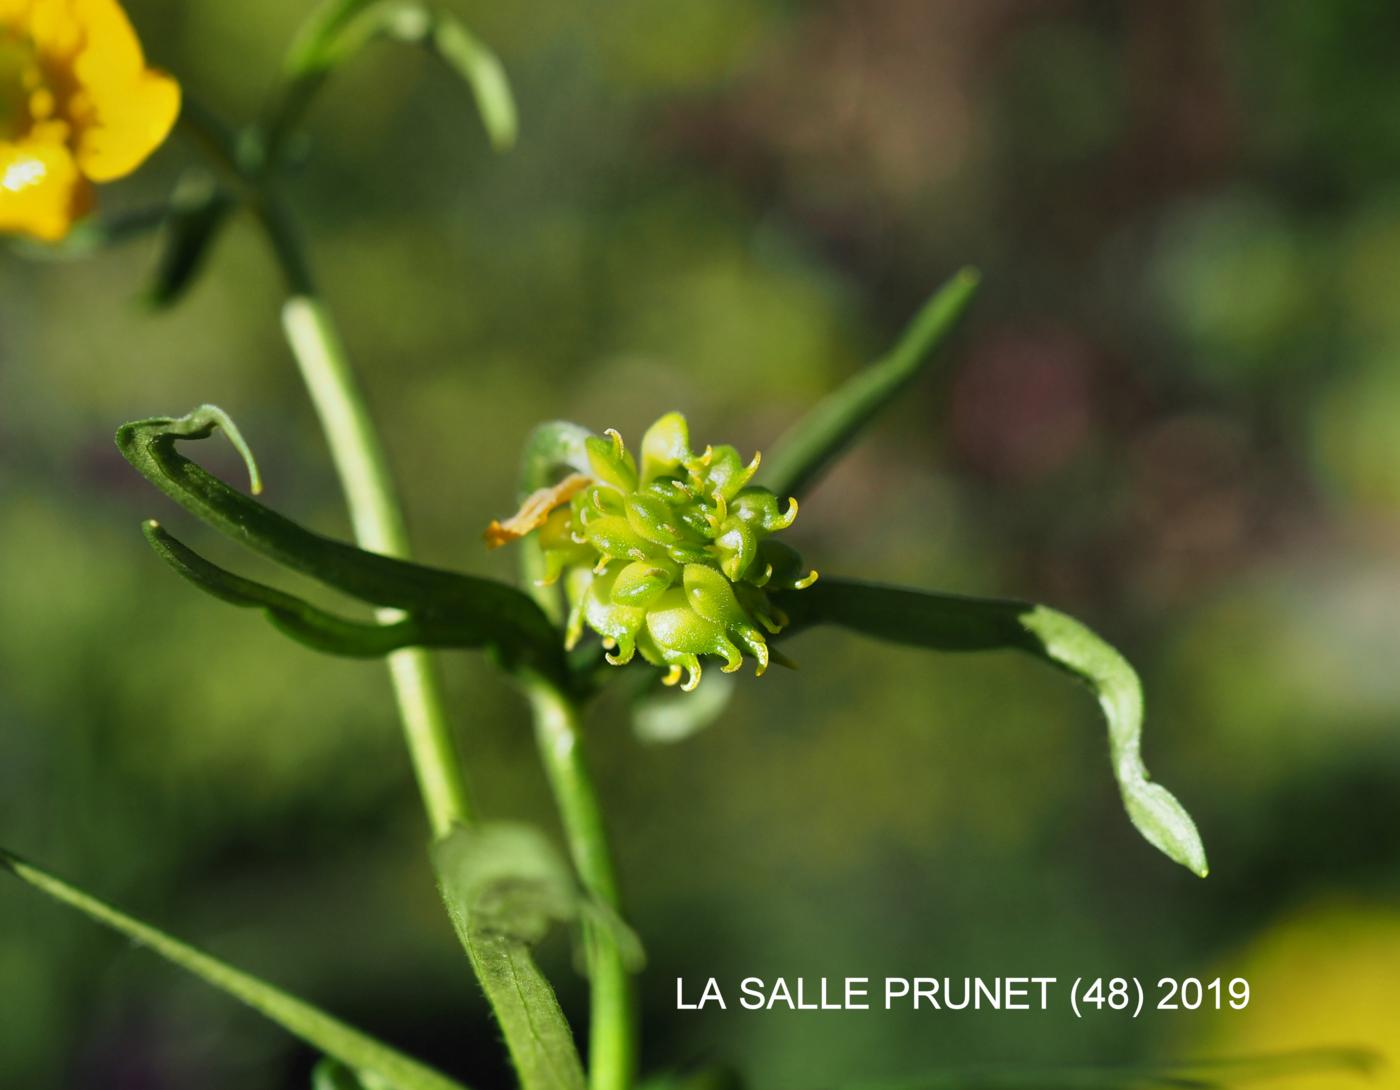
4;1;1400;1087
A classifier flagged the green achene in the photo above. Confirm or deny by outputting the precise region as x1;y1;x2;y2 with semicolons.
490;413;818;692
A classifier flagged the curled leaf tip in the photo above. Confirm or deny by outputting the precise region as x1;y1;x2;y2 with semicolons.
781;581;1207;874
1020;605;1208;876
191;404;263;495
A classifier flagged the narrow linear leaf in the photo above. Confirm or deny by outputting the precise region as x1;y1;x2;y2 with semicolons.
285;0;516;151
428;13;518;150
145;169;234;309
759;267;980;500
117;406;566;680
432;824;591;1090
0;848;470;1090
146;520;426;657
285;0;385;77
779;578;1208;876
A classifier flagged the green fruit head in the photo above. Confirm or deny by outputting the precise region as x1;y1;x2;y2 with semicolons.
527;413;816;691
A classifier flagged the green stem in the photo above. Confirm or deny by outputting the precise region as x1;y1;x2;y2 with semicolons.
185;83;475;836
280;293;474;838
524;678;635;1090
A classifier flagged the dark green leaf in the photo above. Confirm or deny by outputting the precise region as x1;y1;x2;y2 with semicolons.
779;578;1208;876
283;0;516;152
145;170;234;309
0;848;470;1090
759;268;980;500
117;405;566;681
145;521;440;657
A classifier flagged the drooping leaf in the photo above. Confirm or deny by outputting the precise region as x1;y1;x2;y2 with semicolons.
282;0;516;152
145;170;235;309
431;824;594;1090
778;577;1208;876
285;0;387;76
759;268;980;500
0;848;470;1090
427;13;518;151
116;406;567;681
145;521;458;658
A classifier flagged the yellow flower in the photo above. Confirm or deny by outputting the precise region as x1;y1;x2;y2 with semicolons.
1;0;178;241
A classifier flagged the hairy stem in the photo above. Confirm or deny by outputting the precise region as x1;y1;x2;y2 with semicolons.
525;678;635;1090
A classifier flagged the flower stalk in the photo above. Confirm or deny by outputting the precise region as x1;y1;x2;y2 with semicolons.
525;676;636;1090
282;293;474;836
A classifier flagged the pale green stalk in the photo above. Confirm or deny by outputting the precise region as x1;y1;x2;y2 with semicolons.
525;677;636;1090
282;296;474;837
176;101;474;838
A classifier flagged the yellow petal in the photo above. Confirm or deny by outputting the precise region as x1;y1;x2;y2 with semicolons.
56;0;179;181
0;138;91;240
21;0;180;182
0;1;34;26
73;65;178;181
25;0;84;61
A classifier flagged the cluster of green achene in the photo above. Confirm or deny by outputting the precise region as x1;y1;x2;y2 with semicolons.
502;413;818;691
